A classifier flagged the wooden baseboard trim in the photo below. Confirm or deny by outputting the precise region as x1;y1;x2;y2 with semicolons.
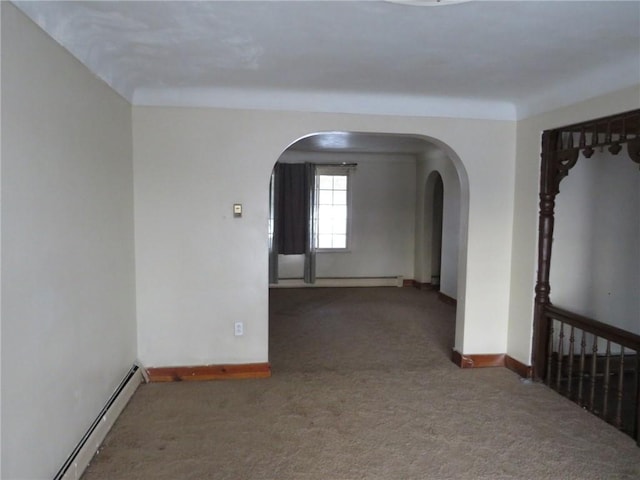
147;363;271;382
452;351;533;378
410;280;435;290
505;355;533;379
451;350;505;369
403;279;415;287
438;292;457;306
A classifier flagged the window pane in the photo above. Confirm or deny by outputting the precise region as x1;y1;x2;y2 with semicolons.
318;205;332;221
318;217;333;234
315;172;349;249
333;217;347;234
332;205;347;221
318;190;333;205
333;175;347;190
333;190;347;205
332;235;347;249
318;234;333;249
319;175;333;189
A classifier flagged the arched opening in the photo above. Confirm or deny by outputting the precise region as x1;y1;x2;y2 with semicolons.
423;171;444;290
267;131;470;369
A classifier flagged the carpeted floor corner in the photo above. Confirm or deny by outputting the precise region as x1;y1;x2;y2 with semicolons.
81;287;640;480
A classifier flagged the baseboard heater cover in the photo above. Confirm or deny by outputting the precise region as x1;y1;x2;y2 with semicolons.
54;365;144;480
271;276;405;288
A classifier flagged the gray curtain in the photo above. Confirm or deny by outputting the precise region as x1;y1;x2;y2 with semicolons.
268;170;279;284
269;162;317;284
304;162;317;284
276;163;308;254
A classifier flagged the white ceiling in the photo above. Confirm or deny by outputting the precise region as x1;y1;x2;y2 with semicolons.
288;132;437;154
14;0;640;120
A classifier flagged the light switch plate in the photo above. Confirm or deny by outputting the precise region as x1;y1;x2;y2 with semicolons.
233;204;242;217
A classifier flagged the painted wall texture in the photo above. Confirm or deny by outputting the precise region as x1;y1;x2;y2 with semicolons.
276;151;417;281
3;3;639;478
1;4;136;479
132;106;516;367
551;149;639;334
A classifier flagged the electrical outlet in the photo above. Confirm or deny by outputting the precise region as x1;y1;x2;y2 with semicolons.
234;321;244;336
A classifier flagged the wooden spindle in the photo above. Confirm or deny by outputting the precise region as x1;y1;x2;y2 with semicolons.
615;347;625;429
579;129;586;148
608;119;622;154
602;341;611;419
583;124;597;158
589;335;598;411
557;133;565;151
547;321;555;386
635;353;639;444
556;322;565;391
567;326;575;397
578;330;586;405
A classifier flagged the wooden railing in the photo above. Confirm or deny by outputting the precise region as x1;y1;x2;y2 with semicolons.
543;305;640;445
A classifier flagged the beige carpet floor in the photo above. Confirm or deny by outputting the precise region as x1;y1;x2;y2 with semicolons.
82;287;640;479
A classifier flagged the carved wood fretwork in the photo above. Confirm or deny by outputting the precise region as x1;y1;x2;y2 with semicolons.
628;137;640;166
533;109;640;381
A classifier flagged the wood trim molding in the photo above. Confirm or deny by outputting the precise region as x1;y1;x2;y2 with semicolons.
452;351;533;378
403;279;415;287
410;280;435;290
452;351;505;368
505;355;533;379
147;363;271;382
438;292;457;306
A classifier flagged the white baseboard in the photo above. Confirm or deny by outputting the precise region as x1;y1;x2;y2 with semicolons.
271;276;404;288
58;366;143;480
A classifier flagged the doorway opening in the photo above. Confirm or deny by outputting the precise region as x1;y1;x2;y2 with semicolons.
422;171;444;291
268;131;469;368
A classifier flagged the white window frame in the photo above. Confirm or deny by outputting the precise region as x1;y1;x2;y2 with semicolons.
315;165;352;252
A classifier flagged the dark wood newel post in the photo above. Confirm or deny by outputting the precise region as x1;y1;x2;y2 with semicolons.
532;129;581;380
533;131;558;380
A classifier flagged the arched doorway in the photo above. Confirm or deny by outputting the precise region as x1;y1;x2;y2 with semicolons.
268;131;469;361
422;171;444;290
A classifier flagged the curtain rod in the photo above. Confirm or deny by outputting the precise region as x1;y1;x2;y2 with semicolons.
276;161;358;167
315;162;358;167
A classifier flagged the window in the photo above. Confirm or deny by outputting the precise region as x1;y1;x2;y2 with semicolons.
316;167;350;250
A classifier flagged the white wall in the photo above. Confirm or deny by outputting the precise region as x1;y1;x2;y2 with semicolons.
1;5;136;479
507;85;640;365
415;148;462;300
0;4;4;475
551;149;639;334
133;107;516;367
276;151;416;280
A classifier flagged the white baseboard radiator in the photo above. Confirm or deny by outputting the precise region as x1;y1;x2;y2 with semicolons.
272;276;405;288
53;365;144;480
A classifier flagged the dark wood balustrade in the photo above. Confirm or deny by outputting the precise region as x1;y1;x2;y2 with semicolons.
532;109;640;446
542;305;640;445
